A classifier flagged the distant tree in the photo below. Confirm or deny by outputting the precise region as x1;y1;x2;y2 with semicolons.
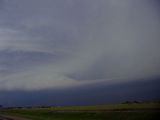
122;100;141;104
122;101;132;104
0;105;3;108
133;100;141;103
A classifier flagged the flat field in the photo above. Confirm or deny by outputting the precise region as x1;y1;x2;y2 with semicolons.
0;102;159;120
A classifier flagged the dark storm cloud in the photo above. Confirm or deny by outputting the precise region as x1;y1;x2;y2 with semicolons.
0;78;160;107
0;0;160;90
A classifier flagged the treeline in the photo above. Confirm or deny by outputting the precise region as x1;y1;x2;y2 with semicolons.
1;100;160;109
122;100;160;104
1;106;54;109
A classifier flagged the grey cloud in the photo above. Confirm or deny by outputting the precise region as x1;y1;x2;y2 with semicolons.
66;0;160;81
0;0;160;90
0;0;4;10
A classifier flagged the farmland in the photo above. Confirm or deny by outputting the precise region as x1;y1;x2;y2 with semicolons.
0;102;159;120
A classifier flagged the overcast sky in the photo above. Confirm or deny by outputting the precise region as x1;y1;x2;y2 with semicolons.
0;0;160;91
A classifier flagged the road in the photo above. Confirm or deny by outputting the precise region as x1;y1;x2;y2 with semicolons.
0;115;30;120
0;116;13;120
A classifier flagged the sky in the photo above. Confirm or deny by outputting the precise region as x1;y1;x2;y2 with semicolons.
0;0;160;106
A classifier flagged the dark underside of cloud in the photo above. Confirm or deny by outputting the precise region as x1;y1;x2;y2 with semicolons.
0;77;160;107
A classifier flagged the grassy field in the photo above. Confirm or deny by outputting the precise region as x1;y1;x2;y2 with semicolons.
48;102;160;111
0;102;159;120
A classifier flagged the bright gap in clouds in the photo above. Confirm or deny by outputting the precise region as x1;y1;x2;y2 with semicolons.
0;0;160;90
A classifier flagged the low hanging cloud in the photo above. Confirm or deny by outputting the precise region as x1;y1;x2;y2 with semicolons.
0;0;160;90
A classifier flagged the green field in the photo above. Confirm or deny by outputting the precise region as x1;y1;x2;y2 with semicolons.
47;102;160;111
0;103;159;120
